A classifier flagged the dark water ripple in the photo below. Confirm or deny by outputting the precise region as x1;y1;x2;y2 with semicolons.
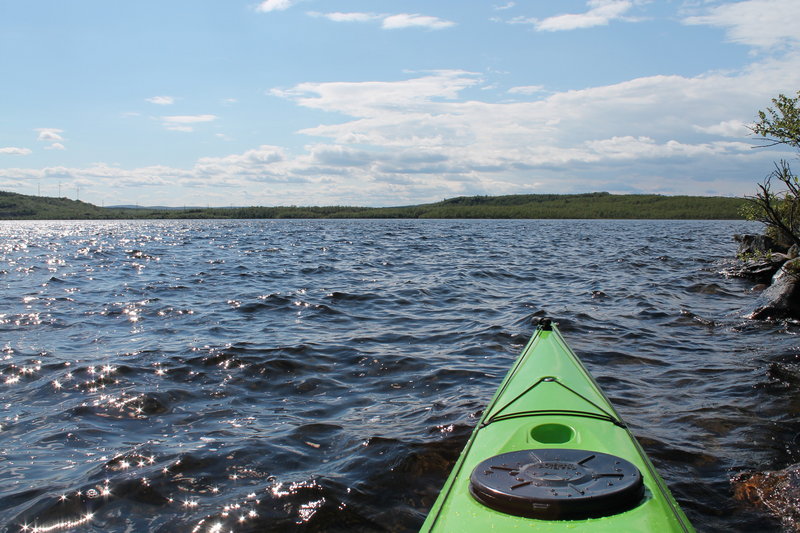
0;219;795;531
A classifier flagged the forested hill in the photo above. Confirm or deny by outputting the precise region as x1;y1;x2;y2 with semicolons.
0;190;746;220
0;191;110;219
399;193;745;219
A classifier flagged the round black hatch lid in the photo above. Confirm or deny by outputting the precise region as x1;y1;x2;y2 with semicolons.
469;448;644;520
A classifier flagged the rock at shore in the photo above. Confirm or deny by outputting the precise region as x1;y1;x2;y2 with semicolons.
724;256;787;283
735;233;788;256
726;234;793;283
732;464;800;530
748;258;800;320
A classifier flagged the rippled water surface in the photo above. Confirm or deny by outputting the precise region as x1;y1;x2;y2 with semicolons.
1;219;797;532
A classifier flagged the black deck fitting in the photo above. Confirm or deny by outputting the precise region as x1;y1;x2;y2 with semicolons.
539;318;553;331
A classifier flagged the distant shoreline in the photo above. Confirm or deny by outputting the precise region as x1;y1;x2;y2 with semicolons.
0;190;746;221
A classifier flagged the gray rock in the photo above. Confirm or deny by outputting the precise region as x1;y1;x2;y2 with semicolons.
734;233;788;256
747;258;800;320
723;257;786;283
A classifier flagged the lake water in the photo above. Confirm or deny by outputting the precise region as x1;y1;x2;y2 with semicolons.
1;218;796;532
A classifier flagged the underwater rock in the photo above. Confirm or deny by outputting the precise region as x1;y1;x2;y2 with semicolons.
732;464;800;530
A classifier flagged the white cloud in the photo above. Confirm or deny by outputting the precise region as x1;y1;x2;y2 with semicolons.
146;96;175;105
0;163;180;188
271;70;481;117
508;85;545;95
309;12;379;23
0;147;32;155
694;120;751;138
189;145;295;185
510;0;635;32
309;11;455;30
35;129;66;150
382;14;456;30
35;128;63;142
161;114;218;132
163;115;217;124
585;135;751;160
494;2;516;11
683;0;800;49
256;0;298;13
266;56;800;196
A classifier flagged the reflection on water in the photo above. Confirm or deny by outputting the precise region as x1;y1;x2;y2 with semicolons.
0;219;796;531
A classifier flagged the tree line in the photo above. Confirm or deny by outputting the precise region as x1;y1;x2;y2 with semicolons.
0;190;745;220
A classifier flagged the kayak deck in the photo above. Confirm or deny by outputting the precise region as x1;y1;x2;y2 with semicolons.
421;322;694;532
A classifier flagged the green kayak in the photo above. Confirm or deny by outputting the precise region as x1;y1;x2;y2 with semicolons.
421;319;694;532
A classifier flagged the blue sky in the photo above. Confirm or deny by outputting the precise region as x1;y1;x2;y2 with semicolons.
2;0;800;207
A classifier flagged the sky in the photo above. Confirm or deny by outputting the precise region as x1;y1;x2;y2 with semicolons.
2;0;800;207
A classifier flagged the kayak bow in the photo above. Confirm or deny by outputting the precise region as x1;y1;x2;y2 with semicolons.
421;319;694;532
